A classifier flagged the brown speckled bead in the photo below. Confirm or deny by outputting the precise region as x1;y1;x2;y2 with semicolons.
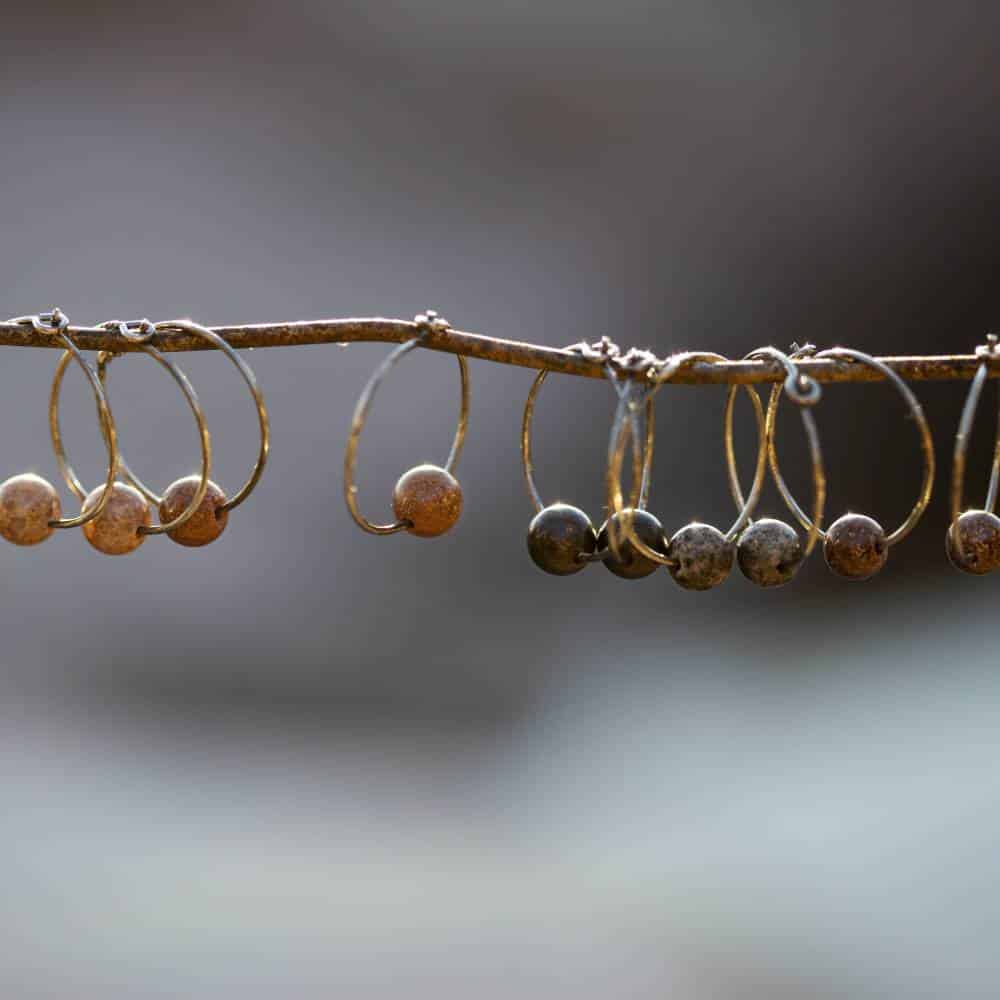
597;509;665;579
668;522;734;591
392;464;463;538
823;513;887;580
527;503;596;576
946;510;1000;575
81;482;151;556
0;473;61;546
737;518;804;588
159;476;229;547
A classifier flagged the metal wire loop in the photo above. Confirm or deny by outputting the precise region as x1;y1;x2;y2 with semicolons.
344;312;470;536
950;335;1000;521
607;353;770;568
145;320;269;514
770;347;935;546
7;313;120;530
724;347;826;557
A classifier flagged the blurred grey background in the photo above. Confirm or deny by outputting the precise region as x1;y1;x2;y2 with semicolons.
2;1;1000;997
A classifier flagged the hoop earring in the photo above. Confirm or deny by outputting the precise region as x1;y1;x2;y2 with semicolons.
769;347;935;580
607;353;770;590
946;335;1000;574
344;312;469;538
99;319;269;547
0;311;119;546
50;341;212;556
521;365;655;576
724;347;825;588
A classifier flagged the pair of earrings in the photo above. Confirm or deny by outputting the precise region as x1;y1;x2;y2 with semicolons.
0;310;269;555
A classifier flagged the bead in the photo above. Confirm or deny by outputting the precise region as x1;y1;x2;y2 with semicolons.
392;464;463;538
159;476;229;547
737;518;803;588
527;503;596;575
597;508;665;579
946;510;1000;575
823;513;887;580
668;522;734;591
81;482;151;556
0;473;60;546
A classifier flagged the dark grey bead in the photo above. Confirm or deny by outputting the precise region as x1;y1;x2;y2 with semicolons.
946;509;1000;575
668;522;734;591
597;508;665;579
737;518;804;588
823;513;887;580
527;503;597;576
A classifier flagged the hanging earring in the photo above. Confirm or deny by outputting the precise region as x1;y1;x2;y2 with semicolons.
606;353;770;590
724;347;825;588
521;365;655;576
344;311;469;538
946;335;1000;574
769;348;935;580
95;319;269;546
50;336;212;556
0;310;119;545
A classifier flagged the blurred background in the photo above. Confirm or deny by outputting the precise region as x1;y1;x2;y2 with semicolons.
2;1;1000;996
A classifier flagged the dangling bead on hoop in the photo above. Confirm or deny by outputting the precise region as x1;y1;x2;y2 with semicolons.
344;312;469;539
769;348;935;580
606;353;772;591
725;347;826;589
0;310;120;547
946;335;1000;575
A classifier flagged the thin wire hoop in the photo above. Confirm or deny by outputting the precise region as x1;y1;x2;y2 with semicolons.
344;337;470;535
50;344;212;536
10;312;119;530
607;353;770;568
950;340;1000;521
724;347;826;557
521;367;654;514
770;347;935;546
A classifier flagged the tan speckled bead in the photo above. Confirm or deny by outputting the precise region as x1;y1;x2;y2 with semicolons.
81;482;151;556
159;476;229;547
823;513;888;580
0;473;61;546
392;464;463;538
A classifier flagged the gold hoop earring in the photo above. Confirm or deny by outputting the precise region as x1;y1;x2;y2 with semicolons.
50;340;211;555
521;365;654;576
769;347;935;580
946;335;1000;574
344;312;469;538
725;347;825;588
607;353;770;590
102;319;269;547
0;310;119;546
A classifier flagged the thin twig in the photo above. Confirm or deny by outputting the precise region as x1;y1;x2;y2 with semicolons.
0;316;990;385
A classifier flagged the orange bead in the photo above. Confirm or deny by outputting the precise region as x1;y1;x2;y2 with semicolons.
159;476;229;547
0;473;61;546
392;464;463;538
81;482;150;556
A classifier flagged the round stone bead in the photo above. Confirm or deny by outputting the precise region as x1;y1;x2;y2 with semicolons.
159;476;229;547
527;503;596;576
597;508;665;579
81;482;151;556
946;509;1000;575
668;522;734;591
392;464;463;538
0;473;61;546
823;513;887;580
737;517;804;588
